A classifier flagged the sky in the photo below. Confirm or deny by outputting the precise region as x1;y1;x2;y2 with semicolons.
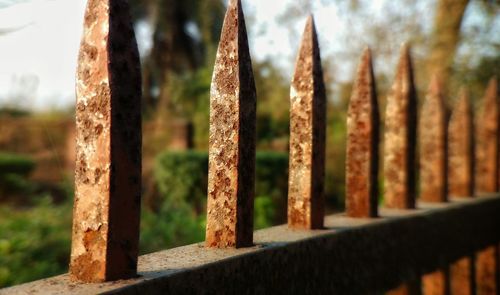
0;0;384;110
0;0;496;110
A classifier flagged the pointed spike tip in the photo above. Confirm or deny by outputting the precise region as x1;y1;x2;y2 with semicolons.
228;0;240;7
486;76;498;94
428;73;442;96
304;14;316;35
355;47;373;83
397;42;411;63
362;46;372;61
458;87;469;99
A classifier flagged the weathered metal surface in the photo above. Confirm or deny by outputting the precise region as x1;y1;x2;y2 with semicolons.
205;0;256;248
448;88;474;197
422;268;448;295
476;246;499;295
450;256;473;295
447;89;474;295
384;44;417;209
475;77;499;193
419;75;448;203
70;0;142;283
7;196;500;295
287;15;326;229
419;76;448;292
474;77;499;294
346;48;379;218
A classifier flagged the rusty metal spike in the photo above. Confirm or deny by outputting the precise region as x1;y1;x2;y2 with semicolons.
447;89;475;295
419;76;450;295
475;77;499;295
450;256;474;295
476;246;499;295
70;0;142;282
448;88;474;197
384;43;417;209
476;76;499;193
419;74;448;203
346;47;379;218
205;0;256;248
287;15;326;229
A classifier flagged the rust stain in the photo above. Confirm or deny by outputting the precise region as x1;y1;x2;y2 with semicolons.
205;0;256;248
287;15;326;229
419;75;448;203
346;48;379;218
448;88;474;197
384;44;417;209
70;0;142;282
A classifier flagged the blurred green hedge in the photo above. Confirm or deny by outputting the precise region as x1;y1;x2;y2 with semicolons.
153;150;289;227
0;198;71;287
0;153;36;198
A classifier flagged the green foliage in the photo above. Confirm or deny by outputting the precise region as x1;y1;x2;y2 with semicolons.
0;153;36;197
149;150;289;252
154;151;209;214
140;199;206;254
0;198;71;288
0;153;35;176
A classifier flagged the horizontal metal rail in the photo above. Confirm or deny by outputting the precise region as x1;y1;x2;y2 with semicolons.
4;195;500;295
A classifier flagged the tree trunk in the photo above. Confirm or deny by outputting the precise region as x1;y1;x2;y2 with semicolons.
427;0;470;89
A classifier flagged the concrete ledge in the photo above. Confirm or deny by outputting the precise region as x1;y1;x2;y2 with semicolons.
3;195;500;295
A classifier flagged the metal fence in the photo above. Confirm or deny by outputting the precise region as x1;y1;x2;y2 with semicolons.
3;0;500;294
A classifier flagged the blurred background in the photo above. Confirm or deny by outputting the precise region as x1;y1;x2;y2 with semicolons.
0;0;498;288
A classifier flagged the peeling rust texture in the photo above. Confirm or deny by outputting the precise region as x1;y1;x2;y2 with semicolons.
205;0;256;248
448;89;474;197
475;77;499;194
287;15;326;229
419;75;448;203
475;246;499;295
384;44;417;209
70;0;142;282
450;256;474;295
8;196;500;295
346;48;379;218
422;268;449;295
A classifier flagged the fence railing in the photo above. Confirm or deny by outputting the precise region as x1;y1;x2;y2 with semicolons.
2;0;500;294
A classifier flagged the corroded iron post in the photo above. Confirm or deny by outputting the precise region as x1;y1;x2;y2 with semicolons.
448;88;475;295
419;75;449;295
384;44;417;209
475;77;499;295
346;48;379;218
385;44;420;295
287;15;326;229
70;0;142;282
476;77;499;194
448;88;474;198
205;0;256;248
419;75;448;203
